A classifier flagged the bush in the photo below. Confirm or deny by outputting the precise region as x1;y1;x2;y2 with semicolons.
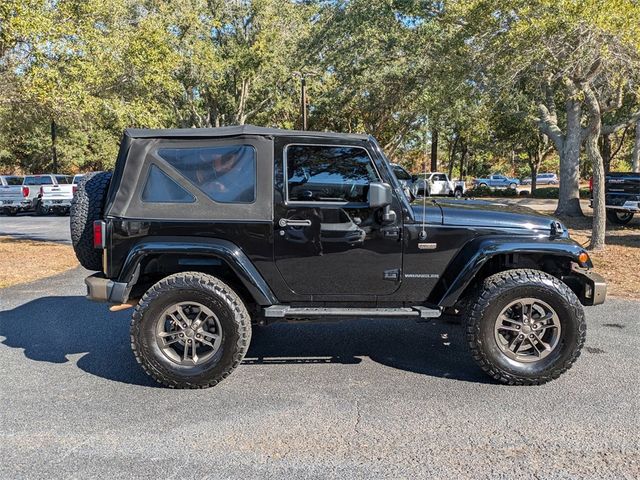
468;186;518;197
531;187;559;199
530;187;591;199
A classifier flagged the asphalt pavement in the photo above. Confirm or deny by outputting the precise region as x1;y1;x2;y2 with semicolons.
0;214;71;244
1;265;639;478
1;215;639;478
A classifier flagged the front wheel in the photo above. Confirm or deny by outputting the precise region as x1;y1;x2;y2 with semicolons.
131;272;252;389
466;269;585;385
454;189;463;199
606;210;634;225
509;182;517;189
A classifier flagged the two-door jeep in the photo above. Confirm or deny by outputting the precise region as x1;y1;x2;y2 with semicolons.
71;126;606;388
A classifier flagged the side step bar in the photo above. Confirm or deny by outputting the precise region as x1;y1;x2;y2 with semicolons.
263;305;441;319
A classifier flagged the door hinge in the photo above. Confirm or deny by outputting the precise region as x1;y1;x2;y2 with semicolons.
382;226;400;239
383;269;400;281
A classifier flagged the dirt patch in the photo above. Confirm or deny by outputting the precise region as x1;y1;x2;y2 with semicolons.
0;236;78;288
557;216;640;299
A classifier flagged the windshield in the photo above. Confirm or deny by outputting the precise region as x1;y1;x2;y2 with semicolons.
392;165;411;180
369;136;413;216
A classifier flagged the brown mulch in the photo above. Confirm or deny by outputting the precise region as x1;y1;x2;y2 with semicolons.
558;216;640;299
0;236;78;288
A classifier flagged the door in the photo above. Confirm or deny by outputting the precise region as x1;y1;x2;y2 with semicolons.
274;142;403;296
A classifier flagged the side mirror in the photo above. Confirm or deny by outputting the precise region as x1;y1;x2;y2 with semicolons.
367;182;392;208
411;174;419;182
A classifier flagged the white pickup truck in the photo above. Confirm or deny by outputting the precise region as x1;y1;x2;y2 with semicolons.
22;174;75;215
414;172;467;199
0;175;24;215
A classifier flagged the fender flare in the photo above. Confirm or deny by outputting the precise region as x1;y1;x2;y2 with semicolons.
117;236;278;306
432;236;589;307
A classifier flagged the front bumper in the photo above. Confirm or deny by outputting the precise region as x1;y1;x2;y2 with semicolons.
566;267;607;306
85;273;130;303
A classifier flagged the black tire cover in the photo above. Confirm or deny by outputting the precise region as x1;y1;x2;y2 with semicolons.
70;171;112;271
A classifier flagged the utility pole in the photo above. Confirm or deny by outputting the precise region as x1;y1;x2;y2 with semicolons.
51;119;58;174
430;129;438;171
301;76;307;131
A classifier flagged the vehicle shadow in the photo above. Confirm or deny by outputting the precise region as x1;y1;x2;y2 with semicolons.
0;296;490;386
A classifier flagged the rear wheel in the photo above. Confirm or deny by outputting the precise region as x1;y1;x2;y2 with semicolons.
454;188;463;199
131;272;252;389
606;210;634;225
466;269;585;385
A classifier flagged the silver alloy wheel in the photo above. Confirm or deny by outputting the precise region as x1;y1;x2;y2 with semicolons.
493;298;561;363
155;301;223;366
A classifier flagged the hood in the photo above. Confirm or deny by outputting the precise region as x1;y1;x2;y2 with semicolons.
412;199;558;233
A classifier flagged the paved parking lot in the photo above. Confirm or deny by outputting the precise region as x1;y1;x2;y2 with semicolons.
0;214;71;244
0;267;638;478
1;216;639;478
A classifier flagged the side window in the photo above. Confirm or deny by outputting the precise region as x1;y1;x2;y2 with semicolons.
286;145;378;203
158;145;256;203
142;165;195;203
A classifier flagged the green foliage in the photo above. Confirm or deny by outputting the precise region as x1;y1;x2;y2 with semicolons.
0;0;638;180
469;186;518;197
531;187;591;199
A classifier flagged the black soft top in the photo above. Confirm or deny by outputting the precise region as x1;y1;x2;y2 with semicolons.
125;125;369;141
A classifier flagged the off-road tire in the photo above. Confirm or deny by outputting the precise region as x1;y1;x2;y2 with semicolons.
606;210;634;225
131;272;252;389
466;269;586;385
70;171;112;270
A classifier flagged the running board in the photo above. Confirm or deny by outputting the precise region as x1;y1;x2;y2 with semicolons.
263;305;441;319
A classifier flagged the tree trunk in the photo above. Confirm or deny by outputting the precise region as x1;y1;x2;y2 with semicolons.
528;153;539;193
632;118;640;173
459;143;467;180
600;133;612;173
555;99;584;217
583;85;606;250
431;129;438;172
449;138;461;179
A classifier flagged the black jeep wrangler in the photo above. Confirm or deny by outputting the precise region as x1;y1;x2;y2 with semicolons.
71;126;606;388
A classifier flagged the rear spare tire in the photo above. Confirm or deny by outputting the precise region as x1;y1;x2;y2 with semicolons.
70;171;112;271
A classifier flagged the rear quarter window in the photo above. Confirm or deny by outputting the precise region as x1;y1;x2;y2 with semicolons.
157;145;256;203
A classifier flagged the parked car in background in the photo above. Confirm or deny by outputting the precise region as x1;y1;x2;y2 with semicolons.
593;171;640;225
39;175;74;215
414;172;466;198
522;173;558;186
0;175;24;215
473;174;520;189
21;174;75;215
